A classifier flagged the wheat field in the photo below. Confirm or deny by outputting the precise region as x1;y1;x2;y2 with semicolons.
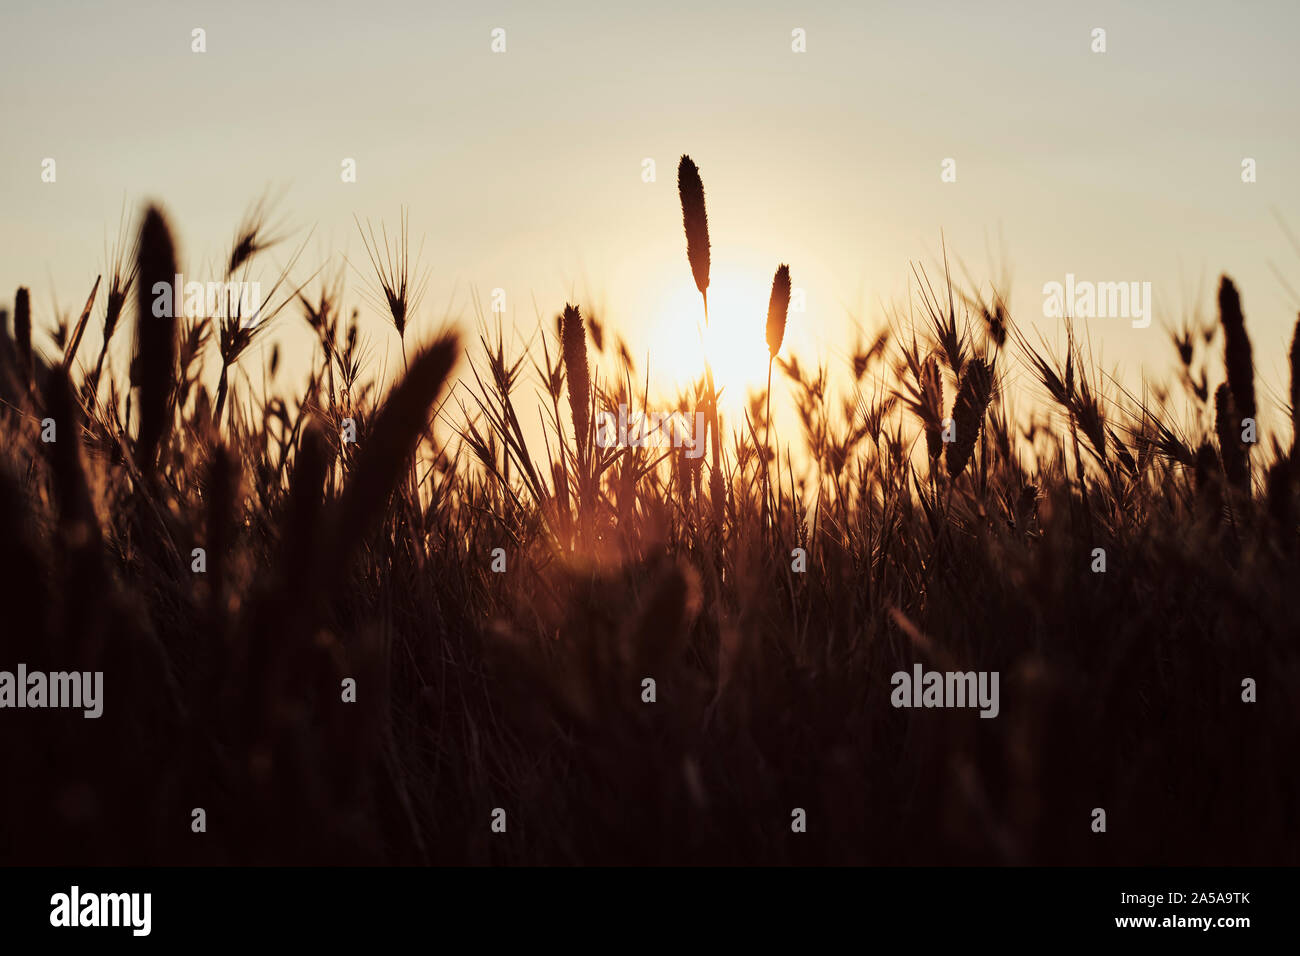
0;157;1297;865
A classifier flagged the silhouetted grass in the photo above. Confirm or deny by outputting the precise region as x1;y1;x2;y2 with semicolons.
1;175;1298;866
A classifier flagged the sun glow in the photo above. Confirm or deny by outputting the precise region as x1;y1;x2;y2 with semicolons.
652;269;777;416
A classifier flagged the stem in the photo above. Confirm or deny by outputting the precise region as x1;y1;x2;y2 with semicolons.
763;356;774;535
700;293;724;529
213;363;230;428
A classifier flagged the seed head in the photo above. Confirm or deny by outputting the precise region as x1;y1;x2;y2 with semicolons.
766;264;791;357
677;156;710;298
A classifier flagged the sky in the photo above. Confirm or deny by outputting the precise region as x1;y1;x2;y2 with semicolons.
3;0;1300;435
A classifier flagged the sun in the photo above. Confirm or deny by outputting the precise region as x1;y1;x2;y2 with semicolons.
652;270;775;416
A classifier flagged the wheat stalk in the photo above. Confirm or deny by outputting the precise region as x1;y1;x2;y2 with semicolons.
677;155;724;527
561;304;591;460
133;205;178;474
947;357;994;479
763;264;791;530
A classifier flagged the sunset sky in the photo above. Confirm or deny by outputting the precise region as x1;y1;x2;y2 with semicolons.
4;0;1300;431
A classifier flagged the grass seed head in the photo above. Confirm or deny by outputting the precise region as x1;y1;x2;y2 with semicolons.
946;357;995;478
561;304;591;451
134;204;179;472
766;264;791;357
1218;275;1256;422
677;156;710;298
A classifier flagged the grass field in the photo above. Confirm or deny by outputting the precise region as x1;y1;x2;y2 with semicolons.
1;158;1297;865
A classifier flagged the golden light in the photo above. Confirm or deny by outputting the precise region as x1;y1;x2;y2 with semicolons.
653;269;775;416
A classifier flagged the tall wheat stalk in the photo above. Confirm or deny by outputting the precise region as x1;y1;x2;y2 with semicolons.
677;155;724;528
763;264;790;531
13;287;31;393
561;303;594;540
1218;276;1256;490
133;206;177;475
